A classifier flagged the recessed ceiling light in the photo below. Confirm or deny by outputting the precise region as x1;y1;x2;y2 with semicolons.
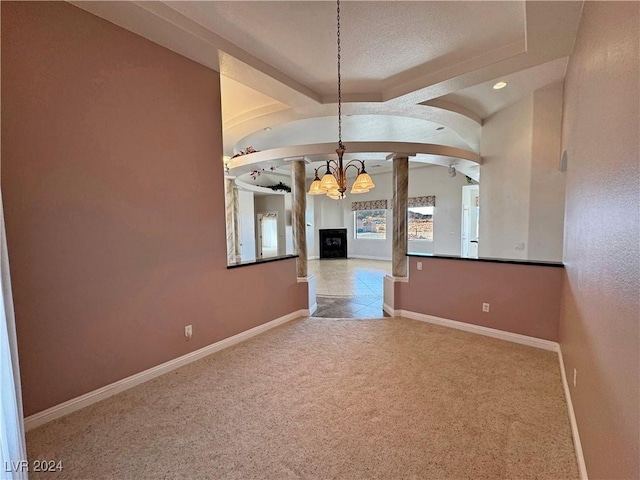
264;127;272;131
493;81;508;90
436;126;445;131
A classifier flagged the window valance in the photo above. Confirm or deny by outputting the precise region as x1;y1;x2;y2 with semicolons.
351;199;388;211
408;196;436;208
351;197;433;211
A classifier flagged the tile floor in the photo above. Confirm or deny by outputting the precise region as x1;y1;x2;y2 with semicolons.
308;258;391;318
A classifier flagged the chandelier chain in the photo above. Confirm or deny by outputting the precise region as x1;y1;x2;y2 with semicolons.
336;0;343;149
307;0;374;199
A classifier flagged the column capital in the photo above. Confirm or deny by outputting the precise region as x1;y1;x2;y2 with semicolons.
386;153;414;161
284;156;311;164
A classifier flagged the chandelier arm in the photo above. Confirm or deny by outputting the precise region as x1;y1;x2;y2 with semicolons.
343;162;363;177
325;159;339;174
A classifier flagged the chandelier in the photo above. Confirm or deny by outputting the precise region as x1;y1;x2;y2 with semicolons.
307;0;375;200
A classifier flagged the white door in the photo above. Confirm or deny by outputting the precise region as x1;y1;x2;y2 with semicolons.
469;189;479;258
461;185;480;258
238;190;256;262
258;212;278;258
461;205;470;257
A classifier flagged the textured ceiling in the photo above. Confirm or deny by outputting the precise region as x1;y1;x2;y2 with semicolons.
167;1;525;96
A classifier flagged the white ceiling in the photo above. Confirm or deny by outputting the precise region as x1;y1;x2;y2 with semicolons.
72;0;584;177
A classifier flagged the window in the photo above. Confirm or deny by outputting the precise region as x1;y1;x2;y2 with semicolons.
354;209;386;239
408;206;434;241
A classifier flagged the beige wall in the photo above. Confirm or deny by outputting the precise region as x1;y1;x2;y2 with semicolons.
529;82;566;262
397;257;563;341
1;2;306;416
480;84;566;262
559;2;639;479
480;96;533;260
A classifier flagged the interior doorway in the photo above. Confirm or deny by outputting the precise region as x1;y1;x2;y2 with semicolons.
461;185;480;258
237;189;256;263
308;258;390;318
257;212;278;258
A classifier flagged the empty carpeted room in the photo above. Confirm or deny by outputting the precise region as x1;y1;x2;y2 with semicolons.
1;2;638;480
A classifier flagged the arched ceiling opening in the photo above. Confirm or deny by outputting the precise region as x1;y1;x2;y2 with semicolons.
72;1;583;178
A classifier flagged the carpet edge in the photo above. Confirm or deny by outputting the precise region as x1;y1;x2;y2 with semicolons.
23;309;308;431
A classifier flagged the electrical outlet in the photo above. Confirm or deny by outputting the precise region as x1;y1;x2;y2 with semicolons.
185;325;193;339
573;368;577;388
417;262;423;271
482;303;490;312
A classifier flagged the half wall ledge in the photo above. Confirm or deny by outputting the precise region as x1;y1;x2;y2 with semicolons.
227;254;299;269
406;253;564;268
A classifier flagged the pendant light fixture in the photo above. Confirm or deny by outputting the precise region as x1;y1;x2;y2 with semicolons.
308;0;375;199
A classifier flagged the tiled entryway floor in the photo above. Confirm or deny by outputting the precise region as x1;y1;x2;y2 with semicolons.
308;258;391;318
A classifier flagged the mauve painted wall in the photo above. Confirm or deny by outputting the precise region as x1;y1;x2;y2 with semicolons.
1;2;306;417
559;2;639;479
397;257;562;341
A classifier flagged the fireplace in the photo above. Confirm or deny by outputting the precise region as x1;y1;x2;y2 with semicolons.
319;228;348;259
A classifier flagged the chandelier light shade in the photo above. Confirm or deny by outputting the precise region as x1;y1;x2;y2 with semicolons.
350;183;370;194
307;0;375;200
308;172;325;195
320;169;340;191
353;170;375;190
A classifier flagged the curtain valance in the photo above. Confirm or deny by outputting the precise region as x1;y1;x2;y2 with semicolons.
351;199;388;211
408;196;436;208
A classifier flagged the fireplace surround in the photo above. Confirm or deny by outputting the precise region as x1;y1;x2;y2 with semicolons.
319;228;348;259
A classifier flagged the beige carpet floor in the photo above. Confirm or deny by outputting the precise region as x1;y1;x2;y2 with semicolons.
27;317;578;479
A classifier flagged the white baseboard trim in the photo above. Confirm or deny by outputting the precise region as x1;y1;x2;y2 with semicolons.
397;310;559;352
558;349;588;480
384;274;409;283
309;303;318;315
24;309;307;431
388;308;586;477
349;255;392;262
297;274;316;284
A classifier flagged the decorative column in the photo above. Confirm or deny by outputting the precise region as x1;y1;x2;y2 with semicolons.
232;185;241;262
392;155;409;277
224;177;236;265
290;159;308;277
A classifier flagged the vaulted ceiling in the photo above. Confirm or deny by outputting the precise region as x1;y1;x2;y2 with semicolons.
72;1;583;178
